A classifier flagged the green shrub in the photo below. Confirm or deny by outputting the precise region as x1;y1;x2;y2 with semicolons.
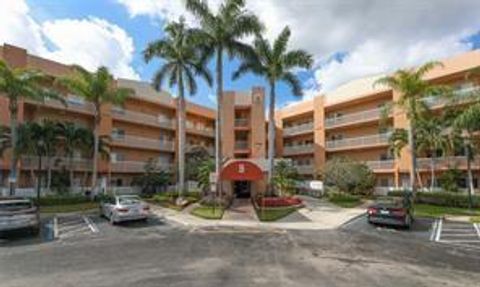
438;168;463;193
322;157;375;196
35;195;90;206
387;191;480;208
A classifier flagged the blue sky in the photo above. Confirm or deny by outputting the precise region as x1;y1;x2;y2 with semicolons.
3;1;480;109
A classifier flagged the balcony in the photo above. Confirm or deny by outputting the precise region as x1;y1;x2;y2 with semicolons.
187;144;214;155
20;156;93;171
111;108;175;129
295;164;315;175
234;140;249;151
111;134;175;152
186;122;215;137
234;118;249;128
417;156;476;170
365;160;395;170
424;86;480;108
326;133;390;151
26;97;96;115
110;160;172;173
283;144;314;156
325;108;388;129
283;122;314;137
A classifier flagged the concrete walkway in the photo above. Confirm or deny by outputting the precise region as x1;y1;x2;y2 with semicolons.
223;199;257;221
152;195;366;231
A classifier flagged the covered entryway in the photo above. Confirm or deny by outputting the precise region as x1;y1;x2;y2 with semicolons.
220;160;265;199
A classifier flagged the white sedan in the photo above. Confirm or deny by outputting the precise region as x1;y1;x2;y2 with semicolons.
100;195;150;224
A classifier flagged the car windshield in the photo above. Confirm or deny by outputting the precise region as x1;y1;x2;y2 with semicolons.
375;197;403;208
0;201;33;212
118;196;141;205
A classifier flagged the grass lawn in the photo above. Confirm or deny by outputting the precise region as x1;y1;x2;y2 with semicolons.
40;202;98;214
470;216;480;223
413;204;480;219
328;194;363;208
190;206;224;220
255;206;298;222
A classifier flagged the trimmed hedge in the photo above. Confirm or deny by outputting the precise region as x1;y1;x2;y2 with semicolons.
256;197;303;208
388;190;480;208
35;195;91;206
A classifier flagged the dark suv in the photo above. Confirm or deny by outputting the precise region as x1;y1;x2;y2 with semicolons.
367;196;413;228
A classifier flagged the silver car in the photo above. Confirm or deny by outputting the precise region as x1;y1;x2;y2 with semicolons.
0;197;40;235
100;195;150;224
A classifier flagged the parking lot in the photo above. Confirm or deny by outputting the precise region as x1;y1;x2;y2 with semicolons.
1;212;479;287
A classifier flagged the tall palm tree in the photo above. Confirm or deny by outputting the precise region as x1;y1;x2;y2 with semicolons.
42;119;60;191
186;0;263;195
57;122;92;191
57;66;133;192
232;26;313;194
375;62;449;197
0;60;60;195
144;18;212;203
416;117;450;191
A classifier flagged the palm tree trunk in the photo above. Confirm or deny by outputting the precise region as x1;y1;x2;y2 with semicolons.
8;101;18;196
430;155;436;191
409;122;418;197
466;143;474;209
36;155;42;201
215;48;223;199
267;80;276;196
91;108;100;194
177;69;186;202
69;154;74;192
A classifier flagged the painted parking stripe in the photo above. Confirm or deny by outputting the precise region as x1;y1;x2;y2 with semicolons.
435;219;442;242
83;215;99;233
430;219;439;241
474;223;480;239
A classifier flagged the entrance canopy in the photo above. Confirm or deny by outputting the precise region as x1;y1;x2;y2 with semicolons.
220;160;263;181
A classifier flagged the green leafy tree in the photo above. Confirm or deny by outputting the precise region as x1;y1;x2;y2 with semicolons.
186;0;263;195
438;167;463;193
322;157;375;196
232;26;313;194
42;119;61;191
272;160;299;197
196;159;215;194
57;66;133;192
185;145;212;181
375;62;450;197
132;158;172;196
144;18;212;201
0;60;60;195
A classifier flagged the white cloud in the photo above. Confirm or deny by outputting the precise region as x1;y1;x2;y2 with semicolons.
116;0;480;95
0;0;139;80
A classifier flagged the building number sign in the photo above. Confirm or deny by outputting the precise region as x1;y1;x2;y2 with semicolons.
238;163;245;174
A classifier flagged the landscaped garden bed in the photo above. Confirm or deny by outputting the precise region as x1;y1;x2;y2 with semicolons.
327;192;363;208
253;196;303;222
35;195;98;214
149;191;201;211
190;205;224;219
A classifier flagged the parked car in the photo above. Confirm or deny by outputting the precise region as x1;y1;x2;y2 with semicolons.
367;197;413;228
100;195;150;224
0;197;40;235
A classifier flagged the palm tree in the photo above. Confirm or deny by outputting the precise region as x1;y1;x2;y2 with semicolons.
186;0;263;195
0;60;60;195
416;117;450;191
42;119;60;191
144;18;212;203
375;62;449;197
272;160;299;197
56;122;92;191
57;66;133;193
232;26;313;194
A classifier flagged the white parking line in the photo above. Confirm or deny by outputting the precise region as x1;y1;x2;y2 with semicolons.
435;219;442;242
53;216;59;239
82;215;99;233
474;223;480;238
429;219;439;241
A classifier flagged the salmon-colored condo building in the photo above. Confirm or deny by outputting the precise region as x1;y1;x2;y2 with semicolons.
1;43;480;196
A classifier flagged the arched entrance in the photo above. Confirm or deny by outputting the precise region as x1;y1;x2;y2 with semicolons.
220;160;264;198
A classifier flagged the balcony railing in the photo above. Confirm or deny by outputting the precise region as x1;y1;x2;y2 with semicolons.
110;160;172;173
295;164;314;174
326;133;390;150
234;118;249;127
283;122;314;137
283;144;314;156
111;134;175;152
234;141;249;150
365;160;395;170
26;97;96;114
417;156;474;170
111;108;175;129
325;108;388;128
186;123;215;137
424;86;480;108
20;156;93;170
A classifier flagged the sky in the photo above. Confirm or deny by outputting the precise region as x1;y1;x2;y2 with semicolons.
1;0;480;109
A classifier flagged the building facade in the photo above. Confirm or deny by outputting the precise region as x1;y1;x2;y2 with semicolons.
1;43;480;194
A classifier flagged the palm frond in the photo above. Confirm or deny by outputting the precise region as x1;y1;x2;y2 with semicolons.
273;26;291;59
282;72;302;97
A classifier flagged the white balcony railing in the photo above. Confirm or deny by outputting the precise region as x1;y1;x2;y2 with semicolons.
20;156;93;171
424;86;480;108
295;165;315;174
111;134;175;152
365;160;395;170
26;97;96;114
417;156;473;170
325;108;387;128
111;108;175;129
283;122;314;137
283;144;314;156
186;124;215;137
235;141;249;150
326;133;390;150
234;118;249;127
110;160;173;173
